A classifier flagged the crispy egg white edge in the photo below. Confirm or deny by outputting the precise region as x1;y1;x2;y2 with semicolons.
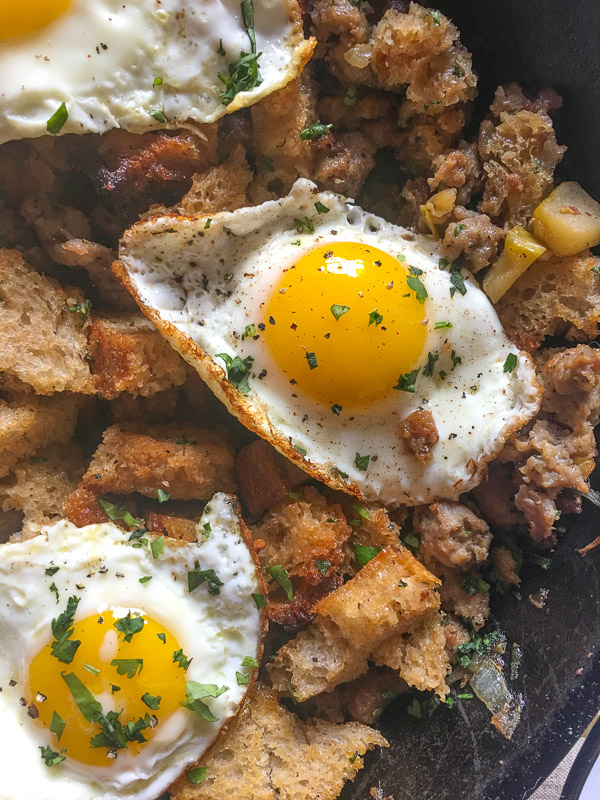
114;179;543;506
0;0;314;144
0;493;266;800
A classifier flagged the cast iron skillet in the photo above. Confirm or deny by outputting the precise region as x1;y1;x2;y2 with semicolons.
348;2;600;798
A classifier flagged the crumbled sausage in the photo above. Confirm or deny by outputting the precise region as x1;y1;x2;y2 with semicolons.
398;409;439;461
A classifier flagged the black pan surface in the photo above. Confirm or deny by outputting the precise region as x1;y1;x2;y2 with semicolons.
349;2;600;798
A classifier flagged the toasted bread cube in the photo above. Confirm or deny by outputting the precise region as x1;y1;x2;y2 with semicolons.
169;687;387;800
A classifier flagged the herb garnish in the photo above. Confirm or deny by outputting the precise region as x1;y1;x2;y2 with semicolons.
331;303;350;320
47;102;68;134
503;353;518;373
98;499;142;529
157;489;170;503
50;596;81;664
110;659;144;679
406;266;428;304
423;351;439;378
394;368;420;393
114;612;144;643
173;649;193;671
314;201;330;214
299;121;332;141
40;745;66;767
181;681;228;722
355;452;370;471
218;0;262;105
251;592;268;609
216;352;254;394
266;565;294;601
188;767;209;784
354;544;382;567
434;321;453;329
188;563;223;595
294;217;314;234
305;351;319;370
368;309;383;326
151;535;165;559
50;711;66;742
141;693;161;710
236;671;250;685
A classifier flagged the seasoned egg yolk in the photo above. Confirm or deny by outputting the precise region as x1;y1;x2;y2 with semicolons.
26;609;186;767
1;0;70;40
264;242;427;407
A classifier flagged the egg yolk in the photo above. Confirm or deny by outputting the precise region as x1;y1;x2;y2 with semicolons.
26;609;186;767
264;242;427;408
1;0;70;40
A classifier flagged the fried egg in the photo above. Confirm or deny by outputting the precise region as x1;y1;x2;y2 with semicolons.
0;493;264;800
115;179;542;506
0;0;313;145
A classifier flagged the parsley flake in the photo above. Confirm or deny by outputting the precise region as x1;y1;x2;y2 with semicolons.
252;592;267;609
261;155;274;172
407;268;428;304
98;499;142;530
305;351;319;370
173;649;193;671
156;489;170;503
355;452;370;471
434;321;453;329
368;309;383;326
217;352;254;394
219;52;262;105
139;576;152;584
294;217;314;234
354;544;382;567
47;102;68;134
394;368;420;393
40;745;66;767
236;671;250;686
150;109;167;123
50;596;81;664
503;353;518;373
181;681;228;722
423;351;439;378
188;563;223;595
330;303;350;320
266;565;294;601
157;633;166;644
50;710;66;742
151;535;164;559
315;559;332;575
141;693;161;710
314;201;330;214
450;270;467;297
111;659;143;679
114;612;144;643
45;566;59;576
242;656;259;667
299;121;332;141
188;767;209;785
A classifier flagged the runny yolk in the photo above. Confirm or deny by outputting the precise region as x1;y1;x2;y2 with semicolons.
264;242;427;408
0;0;70;40
26;610;186;767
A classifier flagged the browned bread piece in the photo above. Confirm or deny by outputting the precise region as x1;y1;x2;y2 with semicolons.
0;249;92;394
0;442;85;538
0;394;80;478
270;548;441;700
177;144;253;216
169;686;387;800
497;251;600;352
80;423;236;500
236;439;308;520
88;313;188;399
373;611;450;697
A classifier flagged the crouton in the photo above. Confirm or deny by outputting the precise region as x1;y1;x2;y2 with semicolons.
88;313;188;399
0;394;80;478
0;249;92;394
236;439;308;520
413;501;492;571
169;686;387;800
253;486;351;581
63;486;109;528
373;611;450;698
497;252;600;352
146;511;198;542
81;424;236;500
270;548;440;700
250;74;317;200
0;443;85;538
177;145;252;216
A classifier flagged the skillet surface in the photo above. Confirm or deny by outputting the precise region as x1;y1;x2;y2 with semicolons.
348;1;600;797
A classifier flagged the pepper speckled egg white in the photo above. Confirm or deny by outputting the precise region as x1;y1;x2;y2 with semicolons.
115;179;542;507
0;0;313;145
0;493;264;800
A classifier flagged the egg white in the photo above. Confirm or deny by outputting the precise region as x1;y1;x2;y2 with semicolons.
115;179;542;507
0;0;312;145
0;493;262;800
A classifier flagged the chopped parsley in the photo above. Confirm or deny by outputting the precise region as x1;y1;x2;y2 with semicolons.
368;309;383;326
139;576;152;584
202;522;212;537
47;102;68;134
592;262;600;276
49;582;59;603
423;351;439;378
426;9;441;25
343;84;357;106
503;353;518;373
294;444;307;456
315;559;332;575
236;671;250;686
450;270;467;298
314;201;330;214
151;535;164;559
45;566;59;577
330;303;350;320
156;489;170;503
188;563;223;595
457;692;473;700
401;532;421;552
355;452;370;471
98;499;142;530
153;76;163;86
150;109;166;123
251;592;268;609
114;613;144;643
61;672;102;721
187;767;209;785
110;659;144;679
462;575;491;595
49;711;66;742
305;351;319;370
299;120;332;141
438;257;450;270
40;745;66;767
266;565;294;601
173;649;193;671
218;2;262;106
204;218;212;229
241;0;257;52
454;223;466;236
69;299;92;322
216;352;254;394
83;663;100;676
141;693;161;710
294;216;314;234
434;321;453;329
157;633;166;644
354;544;382;567
243;323;257;338
181;681;228;722
407;266;428;304
50;596;81;664
242;656;259;667
394;367;420;393
451;350;462;370
352;503;370;520
456;629;504;668
453;64;464;77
